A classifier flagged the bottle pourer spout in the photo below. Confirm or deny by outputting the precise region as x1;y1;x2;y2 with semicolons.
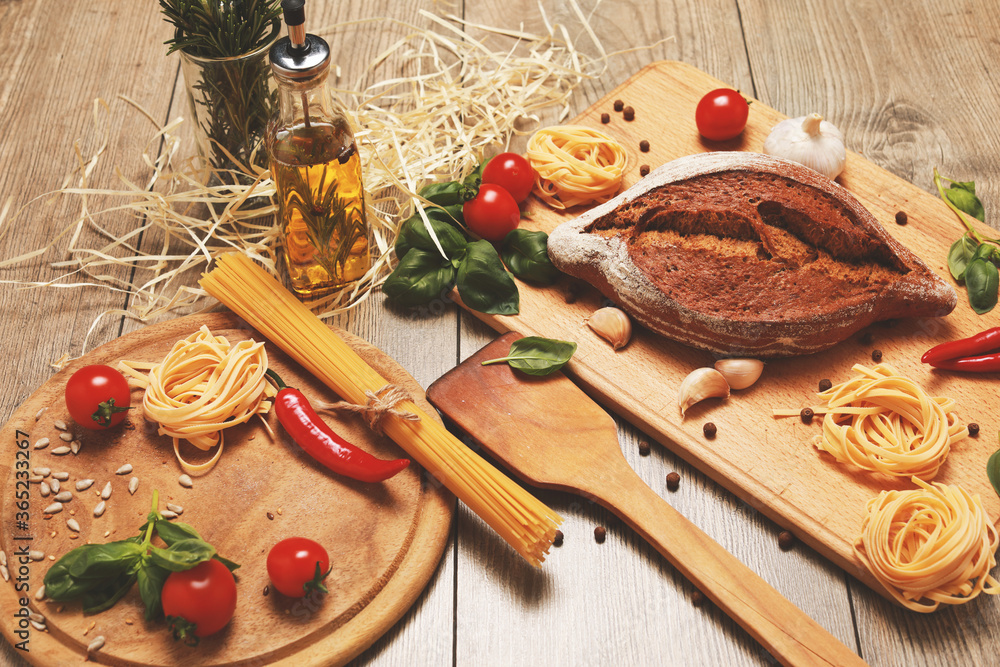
281;0;307;52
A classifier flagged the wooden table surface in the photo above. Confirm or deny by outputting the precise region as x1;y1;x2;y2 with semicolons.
2;1;999;665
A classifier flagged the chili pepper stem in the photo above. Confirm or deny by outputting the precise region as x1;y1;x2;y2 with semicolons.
265;368;287;389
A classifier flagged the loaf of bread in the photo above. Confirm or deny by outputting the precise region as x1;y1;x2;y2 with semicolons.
547;152;957;357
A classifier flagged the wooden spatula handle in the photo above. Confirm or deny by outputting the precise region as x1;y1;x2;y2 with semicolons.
600;469;867;667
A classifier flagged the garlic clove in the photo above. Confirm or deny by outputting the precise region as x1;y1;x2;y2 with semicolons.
713;358;764;390
762;113;846;181
678;368;730;417
586;306;632;350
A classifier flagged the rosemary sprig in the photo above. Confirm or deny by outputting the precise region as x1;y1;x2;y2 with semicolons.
160;0;282;58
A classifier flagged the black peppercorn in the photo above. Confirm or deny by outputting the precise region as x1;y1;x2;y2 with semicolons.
859;332;874;345
800;407;814;424
691;590;706;606
818;378;833;392
969;423;980;437
638;440;651;456
553;530;564;547
895;211;908;225
872;349;883;362
639;164;650;177
639;139;650;152
778;530;795;551
594;526;607;543
666;471;681;491
703;422;717;438
623;106;635;121
613;99;624;112
600;112;610;124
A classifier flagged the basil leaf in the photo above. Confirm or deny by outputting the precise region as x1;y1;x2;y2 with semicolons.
153;520;202;546
456;240;519;315
965;258;1000;314
82;573;137;615
419;181;463;206
137;564;171;621
149;539;216;573
946;182;986;222
384;249;457;307
988;448;1000;499
43;548;99;600
395;210;468;260
972;242;996;263
214;555;241;573
948;235;979;282
481;336;577;376
500;230;559;285
67;542;144;581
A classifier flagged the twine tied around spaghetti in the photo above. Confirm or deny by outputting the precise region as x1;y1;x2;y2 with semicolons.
324;384;420;434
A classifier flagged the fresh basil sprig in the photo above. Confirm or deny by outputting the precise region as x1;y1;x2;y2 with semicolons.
500;229;559;285
43;490;239;621
934;169;1000;314
481;336;577;376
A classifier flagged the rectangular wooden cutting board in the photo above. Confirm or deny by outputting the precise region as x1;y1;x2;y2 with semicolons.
455;60;1000;594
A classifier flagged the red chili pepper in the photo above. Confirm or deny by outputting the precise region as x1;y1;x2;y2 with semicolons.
921;327;1000;371
266;370;409;483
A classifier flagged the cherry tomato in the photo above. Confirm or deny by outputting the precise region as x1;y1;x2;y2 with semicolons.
695;88;750;141
462;184;520;243
64;364;131;430
162;559;237;643
267;537;331;598
482;153;535;203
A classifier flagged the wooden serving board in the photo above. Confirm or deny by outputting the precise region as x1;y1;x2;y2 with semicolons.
0;312;452;666
456;61;1000;596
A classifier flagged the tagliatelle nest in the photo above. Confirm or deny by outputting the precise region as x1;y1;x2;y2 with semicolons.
0;4;669;362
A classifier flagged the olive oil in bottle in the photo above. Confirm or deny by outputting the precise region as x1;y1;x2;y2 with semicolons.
267;0;371;298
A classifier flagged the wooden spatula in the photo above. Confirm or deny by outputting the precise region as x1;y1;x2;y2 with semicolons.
426;332;866;667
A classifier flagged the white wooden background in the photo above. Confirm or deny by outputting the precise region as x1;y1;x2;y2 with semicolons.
2;1;1000;665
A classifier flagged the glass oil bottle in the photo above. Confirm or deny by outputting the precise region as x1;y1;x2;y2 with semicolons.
266;0;371;297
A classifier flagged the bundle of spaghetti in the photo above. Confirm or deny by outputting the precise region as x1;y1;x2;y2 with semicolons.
119;325;272;475
809;364;965;479
200;253;561;566
854;477;1000;612
526;125;627;209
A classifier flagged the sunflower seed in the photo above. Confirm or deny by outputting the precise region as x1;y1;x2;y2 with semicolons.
70;440;81;455
0;565;8;582
58;432;73;442
128;477;139;495
34;585;45;600
0;551;6;567
35;407;47;420
53;420;68;431
53;491;72;503
28;551;44;561
43;503;62;515
33;437;49;450
29;620;46;632
115;464;133;475
49;479;60;494
178;474;193;488
52;471;69;481
166;503;184;514
39;482;50;497
93;501;106;518
32;467;51;477
160;510;178;519
50;446;71;456
66;518;81;532
100;482;112;500
87;636;105;654
75;479;95;491
28;612;44;624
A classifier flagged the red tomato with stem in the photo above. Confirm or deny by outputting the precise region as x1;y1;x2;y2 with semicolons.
695;88;750;141
482;153;535;203
462;184;521;243
267;537;331;598
162;559;237;643
64;364;131;430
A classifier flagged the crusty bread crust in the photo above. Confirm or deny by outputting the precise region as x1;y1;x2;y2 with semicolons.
547;152;957;357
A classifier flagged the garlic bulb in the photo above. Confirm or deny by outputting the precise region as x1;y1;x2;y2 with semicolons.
678;368;730;417
586;307;632;350
762;113;846;180
713;358;764;390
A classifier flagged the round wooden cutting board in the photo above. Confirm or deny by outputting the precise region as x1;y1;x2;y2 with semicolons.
0;313;453;666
